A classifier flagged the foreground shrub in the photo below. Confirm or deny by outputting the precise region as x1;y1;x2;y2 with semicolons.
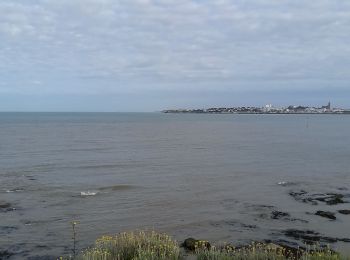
196;243;286;260
75;231;347;260
78;230;180;260
196;243;343;260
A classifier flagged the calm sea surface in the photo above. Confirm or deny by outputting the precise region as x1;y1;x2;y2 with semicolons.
1;113;350;259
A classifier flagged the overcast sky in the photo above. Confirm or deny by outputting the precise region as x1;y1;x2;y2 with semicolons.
0;0;349;111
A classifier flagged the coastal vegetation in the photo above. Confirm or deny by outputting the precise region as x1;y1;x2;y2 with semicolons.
77;231;179;260
72;230;348;260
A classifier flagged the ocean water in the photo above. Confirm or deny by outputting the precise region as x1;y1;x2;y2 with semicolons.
1;112;350;259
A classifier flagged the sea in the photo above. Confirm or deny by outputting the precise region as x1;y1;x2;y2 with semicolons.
1;112;350;259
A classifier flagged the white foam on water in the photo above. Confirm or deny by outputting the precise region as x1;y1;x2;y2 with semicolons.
5;189;23;193
80;191;98;196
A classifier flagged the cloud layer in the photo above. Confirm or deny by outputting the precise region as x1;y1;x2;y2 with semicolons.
0;0;350;110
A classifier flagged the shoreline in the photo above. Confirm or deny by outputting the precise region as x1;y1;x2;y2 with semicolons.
162;111;350;115
61;230;348;260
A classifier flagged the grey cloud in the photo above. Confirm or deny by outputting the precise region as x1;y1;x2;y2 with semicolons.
0;0;350;96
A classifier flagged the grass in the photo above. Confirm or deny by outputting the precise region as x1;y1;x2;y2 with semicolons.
195;243;343;260
77;230;179;260
73;231;348;260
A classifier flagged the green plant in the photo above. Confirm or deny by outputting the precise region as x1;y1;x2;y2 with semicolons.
195;243;344;260
78;230;180;260
71;221;79;259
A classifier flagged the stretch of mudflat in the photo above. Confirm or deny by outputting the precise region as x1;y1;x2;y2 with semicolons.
1;113;350;259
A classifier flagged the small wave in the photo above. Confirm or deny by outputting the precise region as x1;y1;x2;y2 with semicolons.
277;181;298;187
5;188;24;193
80;191;98;196
99;185;134;192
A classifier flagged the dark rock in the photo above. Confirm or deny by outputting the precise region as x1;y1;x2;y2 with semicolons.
338;210;350;215
0;202;16;213
315;211;336;220
285;230;336;244
282;229;350;244
289;190;347;205
0;250;13;259
182;238;210;251
289;190;318;205
269;211;308;223
264;240;305;259
315;194;345;205
0;202;11;208
339;238;350;243
284;229;320;242
271;211;290;219
182;238;197;251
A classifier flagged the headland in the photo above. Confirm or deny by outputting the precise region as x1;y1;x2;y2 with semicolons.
163;102;350;114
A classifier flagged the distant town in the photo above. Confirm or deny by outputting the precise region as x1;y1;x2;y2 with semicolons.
162;102;350;114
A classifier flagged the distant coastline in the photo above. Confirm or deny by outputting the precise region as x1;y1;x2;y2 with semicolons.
162;102;350;114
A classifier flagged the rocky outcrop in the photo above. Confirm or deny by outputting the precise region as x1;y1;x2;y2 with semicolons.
271;211;290;219
289;190;346;205
315;211;336;220
283;229;350;244
182;238;210;251
0;202;16;213
338;210;350;215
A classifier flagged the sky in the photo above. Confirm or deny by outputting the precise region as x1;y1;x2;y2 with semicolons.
0;0;350;112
